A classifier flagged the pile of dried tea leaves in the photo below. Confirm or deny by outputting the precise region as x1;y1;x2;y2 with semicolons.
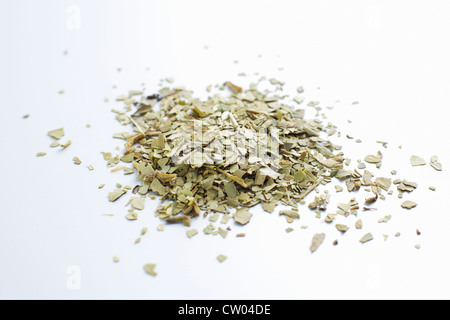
102;78;437;254
40;76;441;262
109;80;345;227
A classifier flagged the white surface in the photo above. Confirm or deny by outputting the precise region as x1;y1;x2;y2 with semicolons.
1;0;450;299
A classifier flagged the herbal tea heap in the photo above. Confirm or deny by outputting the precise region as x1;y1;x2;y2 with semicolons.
111;81;356;226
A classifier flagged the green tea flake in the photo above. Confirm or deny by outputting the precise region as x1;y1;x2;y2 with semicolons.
310;233;326;253
218;227;228;238
233;208;252;225
48;128;65;140
72;157;82;165
401;200;417;209
143;263;157;276
108;188;126;202
335;224;349;233
410;155;426;166
186;228;199;238
217;254;227;263
430;162;442;171
359;233;373;243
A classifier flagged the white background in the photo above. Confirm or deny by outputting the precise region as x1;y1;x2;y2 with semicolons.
1;0;449;299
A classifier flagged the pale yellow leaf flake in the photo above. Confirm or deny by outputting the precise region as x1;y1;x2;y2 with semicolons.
143;263;157;276
72;157;82;165
430;162;442;171
359;233;373;243
209;212;220;222
233;208;252;225
48;128;65;140
108;188;126;202
401;200;417;209
220;214;231;224
60;140;72;149
335;224;349;233
131;197;145;210
217;254;227;263
186;228;198;238
410;155;426;166
310;233;326;253
218;227;228;238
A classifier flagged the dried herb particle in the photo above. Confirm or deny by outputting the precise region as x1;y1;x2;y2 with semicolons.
410;155;426;166
186;228;198;238
217;254;227;263
233;208;252;225
143;263;157;276
401;200;417;209
108;188;126;202
310;233;326;253
359;233;373;243
48;128;65;140
335;224;349;233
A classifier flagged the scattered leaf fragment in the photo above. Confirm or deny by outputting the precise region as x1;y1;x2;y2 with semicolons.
108;188;126;202
310;233;326;253
359;233;373;243
217;254;227;263
48;128;65;140
143;263;157;276
233;208;252;225
401;200;417;209
410;155;426;166
335;224;349;233
186;228;198;238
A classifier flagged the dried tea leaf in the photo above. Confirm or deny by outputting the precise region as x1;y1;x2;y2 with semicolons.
218;227;228;238
131;197;145;210
224;81;242;93
224;181;239;199
48;128;65;140
125;210;138;220
36;152;47;157
220;214;231;224
209;212;220;222
217;254;227;263
143;263;157;276
359;233;373;243
310;233;326;253
364;152;382;164
430;162;442;171
410;155;426;166
233;208;252;225
355;219;363;229
401;200;417;209
108;188;126;202
378;215;392;223
60;140;72;149
72;157;82;165
374;177;391;191
186;228;198;238
335;224;349;233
